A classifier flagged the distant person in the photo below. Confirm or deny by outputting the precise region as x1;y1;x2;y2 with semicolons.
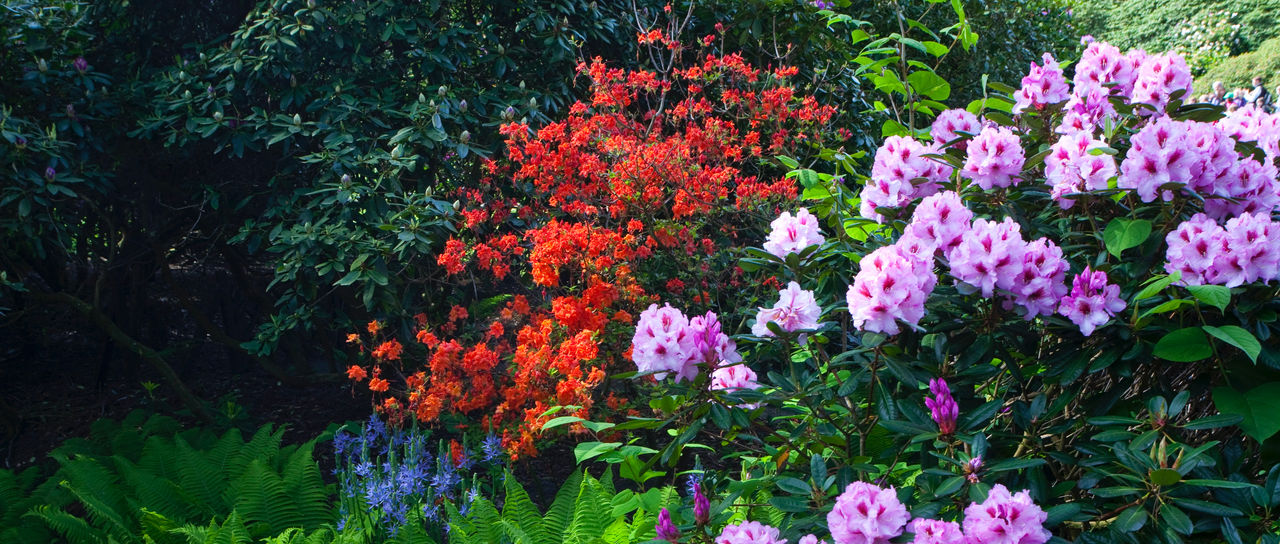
1247;76;1272;111
1208;81;1227;105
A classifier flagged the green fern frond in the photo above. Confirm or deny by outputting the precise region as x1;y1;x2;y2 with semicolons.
542;469;582;544
174;436;231;516
500;469;547;544
26;504;104;544
565;475;611;544
227;458;298;531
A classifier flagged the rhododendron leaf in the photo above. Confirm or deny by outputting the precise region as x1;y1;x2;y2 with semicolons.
1185;285;1231;313
573;441;621;464
1113;505;1148;532
1044;503;1082;527
775;477;811;495
1154;327;1211;362
1160;504;1193;535
1212;384;1280;442
1134;271;1180;301
959;400;1001;431
1140;298;1192;319
1149;468;1182;486
987;458;1046;473
931;475;964;497
907;70;950;100
1203;325;1260;363
1180;414;1242;431
1170;497;1243;517
542;416;585;431
1103;218;1152;258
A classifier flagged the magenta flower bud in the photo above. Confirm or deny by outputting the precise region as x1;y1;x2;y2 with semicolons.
14;136;27;149
655;508;680;542
693;486;709;526
925;378;959;435
44;167;56;181
73;57;87;73
965;456;984;483
65;104;76;119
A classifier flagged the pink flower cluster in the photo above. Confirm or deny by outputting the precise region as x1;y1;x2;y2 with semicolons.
1043;131;1117;209
860;136;952;222
900;191;974;258
822;481;1050;544
1129;53;1193;113
847;244;937;336
931;109;982;150
1165;212;1280;287
716;521;787;544
1012;53;1070;114
753;281;822;337
960;126;1025;190
764;208;826;258
1057;267;1126;337
710;363;762;409
632;306;740;382
1118;116;1196;203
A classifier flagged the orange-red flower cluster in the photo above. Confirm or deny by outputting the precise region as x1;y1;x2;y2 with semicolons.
345;32;842;460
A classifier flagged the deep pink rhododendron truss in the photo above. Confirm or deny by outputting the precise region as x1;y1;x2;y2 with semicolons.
847;245;936;335
827;481;911;544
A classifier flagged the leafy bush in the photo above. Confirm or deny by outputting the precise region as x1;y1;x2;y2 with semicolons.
0;411;334;543
592;38;1280;542
1198;35;1280;95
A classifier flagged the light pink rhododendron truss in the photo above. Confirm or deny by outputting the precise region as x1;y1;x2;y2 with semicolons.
1072;41;1140;99
799;536;829;544
1006;238;1070;320
1118;116;1196;203
1202;157;1280;220
931;108;982;150
1129;53;1193;113
847;244;936;336
1164;213;1228;286
1043;131;1117;209
909;519;965;544
961;484;1052;544
860;136;951;222
632;306;740;382
1164;212;1280;288
1012;53;1070;114
752;281;822;337
900;191;974;257
947;217;1026;298
961;126;1025;190
1057;267;1126;337
716;521;787;544
763;208;826;258
710;363;762;409
827;481;910;544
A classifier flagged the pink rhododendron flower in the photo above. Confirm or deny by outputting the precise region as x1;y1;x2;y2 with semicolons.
961;126;1025;190
1217;212;1280;287
1164;213;1227;285
1072;41;1140;98
1203;157;1280;220
688;311;743;366
961;484;1051;544
631;303;696;381
1044;131;1117;208
716;521;787;544
1130;53;1193;113
827;481;910;544
847;245;936;335
1006;238;1070;319
947;217;1026;298
799;536;829;544
909;519;965;544
932;109;982;149
861;136;952;222
1217;105;1269;142
1184;121;1238;196
752;281;822;336
1118;116;1196;202
764;208;825;258
1058;84;1117;136
710;363;762;408
1013;53;1070;114
900;191;974;257
1057;267;1126;337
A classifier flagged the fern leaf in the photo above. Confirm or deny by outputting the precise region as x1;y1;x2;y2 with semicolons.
26;504;105;544
279;441;333;530
227;459;298;533
565;476;610;544
174;436;230;516
542;469;582;544
500;469;547;544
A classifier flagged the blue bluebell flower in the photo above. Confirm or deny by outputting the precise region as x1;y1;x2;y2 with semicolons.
480;434;504;464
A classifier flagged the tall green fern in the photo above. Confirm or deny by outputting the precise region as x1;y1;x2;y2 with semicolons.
9;414;334;544
449;470;677;544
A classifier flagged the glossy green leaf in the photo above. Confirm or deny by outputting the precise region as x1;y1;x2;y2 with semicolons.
1153;327;1211;362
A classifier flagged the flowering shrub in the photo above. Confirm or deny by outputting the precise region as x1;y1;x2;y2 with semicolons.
345;19;840;460
602;38;1280;543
